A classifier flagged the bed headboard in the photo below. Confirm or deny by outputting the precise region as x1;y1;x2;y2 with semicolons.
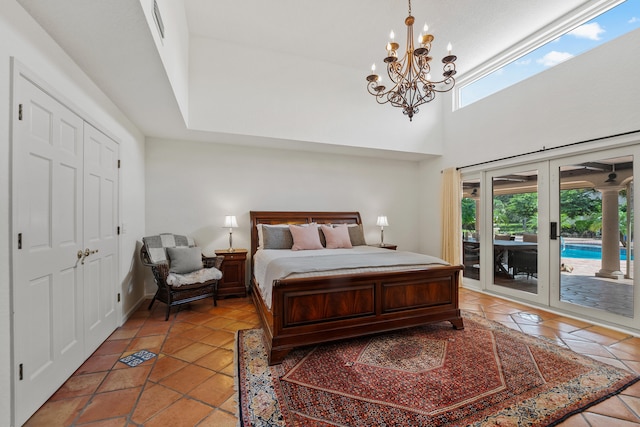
249;211;362;260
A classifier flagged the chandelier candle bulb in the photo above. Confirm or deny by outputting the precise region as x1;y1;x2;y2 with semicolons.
365;0;458;121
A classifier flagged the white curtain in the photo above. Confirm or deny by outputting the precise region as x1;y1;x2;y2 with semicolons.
440;167;462;266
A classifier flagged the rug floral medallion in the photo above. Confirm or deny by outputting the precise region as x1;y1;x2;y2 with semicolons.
236;312;640;426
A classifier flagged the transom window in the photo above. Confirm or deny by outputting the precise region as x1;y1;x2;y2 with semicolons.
458;0;640;108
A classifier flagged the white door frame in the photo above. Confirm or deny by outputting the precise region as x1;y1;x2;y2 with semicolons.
549;146;640;328
482;162;550;307
462;141;639;332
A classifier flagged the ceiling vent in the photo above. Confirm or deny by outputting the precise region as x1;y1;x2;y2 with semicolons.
153;0;165;39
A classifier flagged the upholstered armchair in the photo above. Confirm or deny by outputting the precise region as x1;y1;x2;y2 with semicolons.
141;234;224;320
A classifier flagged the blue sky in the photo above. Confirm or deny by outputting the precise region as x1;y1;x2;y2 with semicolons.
460;0;640;106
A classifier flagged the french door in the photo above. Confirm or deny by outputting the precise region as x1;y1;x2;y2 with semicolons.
466;146;639;329
549;148;637;328
12;70;119;425
483;162;550;307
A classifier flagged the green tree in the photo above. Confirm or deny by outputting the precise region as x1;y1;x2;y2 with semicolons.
461;198;476;230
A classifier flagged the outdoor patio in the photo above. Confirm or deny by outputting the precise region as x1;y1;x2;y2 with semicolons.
487;256;634;318
560;256;633;318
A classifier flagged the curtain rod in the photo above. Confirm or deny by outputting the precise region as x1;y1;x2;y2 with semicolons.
456;129;640;171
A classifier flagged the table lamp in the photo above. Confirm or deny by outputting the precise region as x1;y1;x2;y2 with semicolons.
223;215;239;251
376;215;389;246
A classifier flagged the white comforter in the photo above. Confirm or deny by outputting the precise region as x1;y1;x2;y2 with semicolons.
253;246;448;309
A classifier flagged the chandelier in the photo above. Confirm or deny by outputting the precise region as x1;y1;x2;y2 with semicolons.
366;0;457;121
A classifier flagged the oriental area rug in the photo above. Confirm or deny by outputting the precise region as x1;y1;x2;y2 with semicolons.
236;312;640;427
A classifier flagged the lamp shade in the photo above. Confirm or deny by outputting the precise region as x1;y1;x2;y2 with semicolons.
223;215;238;228
376;216;389;227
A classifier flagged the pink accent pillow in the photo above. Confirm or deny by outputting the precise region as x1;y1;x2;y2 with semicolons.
289;223;324;250
321;224;353;249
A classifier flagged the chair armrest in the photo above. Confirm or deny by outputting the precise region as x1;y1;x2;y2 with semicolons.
154;262;170;279
140;245;170;283
140;244;155;267
203;255;224;270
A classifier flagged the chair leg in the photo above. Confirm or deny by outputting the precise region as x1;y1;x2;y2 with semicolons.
165;304;171;321
148;296;156;310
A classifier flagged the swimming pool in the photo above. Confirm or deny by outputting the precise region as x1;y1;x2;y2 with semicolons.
561;244;633;260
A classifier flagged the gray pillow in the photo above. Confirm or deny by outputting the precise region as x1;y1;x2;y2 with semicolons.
262;225;294;249
318;226;327;247
167;246;203;274
348;224;367;246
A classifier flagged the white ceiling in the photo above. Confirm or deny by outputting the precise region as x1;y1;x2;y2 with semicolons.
16;0;592;158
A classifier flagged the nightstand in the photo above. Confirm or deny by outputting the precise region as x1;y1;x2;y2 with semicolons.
370;244;397;250
214;249;248;298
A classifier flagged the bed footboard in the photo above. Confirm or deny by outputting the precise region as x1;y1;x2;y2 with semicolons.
253;265;464;365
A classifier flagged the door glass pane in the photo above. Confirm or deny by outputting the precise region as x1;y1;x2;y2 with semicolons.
559;156;634;317
492;170;539;294
462;180;480;280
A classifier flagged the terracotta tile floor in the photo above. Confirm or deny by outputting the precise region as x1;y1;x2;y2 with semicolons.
24;289;640;426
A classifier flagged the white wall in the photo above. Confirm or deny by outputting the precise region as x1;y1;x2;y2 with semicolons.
419;27;640;257
140;0;190;124
443;28;640;169
188;35;445;156
144;138;423;293
0;3;147;425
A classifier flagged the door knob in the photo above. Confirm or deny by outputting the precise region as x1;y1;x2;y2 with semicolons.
80;248;99;265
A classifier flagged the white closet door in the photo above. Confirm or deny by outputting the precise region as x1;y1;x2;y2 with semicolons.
13;75;86;425
83;123;119;353
12;70;120;426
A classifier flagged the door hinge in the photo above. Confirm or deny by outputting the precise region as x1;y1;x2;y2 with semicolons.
18;103;23;121
18;233;22;249
117;159;121;168
19;363;23;381
117;293;121;303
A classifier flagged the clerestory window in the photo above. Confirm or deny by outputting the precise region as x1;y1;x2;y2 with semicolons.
457;0;640;109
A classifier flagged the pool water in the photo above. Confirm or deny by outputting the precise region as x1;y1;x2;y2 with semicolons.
561;244;633;260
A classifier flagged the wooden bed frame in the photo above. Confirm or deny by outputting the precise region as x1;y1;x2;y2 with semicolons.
249;211;464;365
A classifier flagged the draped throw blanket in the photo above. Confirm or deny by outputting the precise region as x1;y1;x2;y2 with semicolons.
265;252;449;286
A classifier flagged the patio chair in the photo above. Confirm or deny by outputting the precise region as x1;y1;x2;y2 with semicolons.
495;234;514;241
141;233;224;320
511;249;537;279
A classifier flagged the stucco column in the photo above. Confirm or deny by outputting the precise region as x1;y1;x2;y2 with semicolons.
595;187;624;279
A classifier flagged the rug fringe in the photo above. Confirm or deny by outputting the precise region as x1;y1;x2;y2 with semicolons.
234;329;241;427
548;374;640;426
